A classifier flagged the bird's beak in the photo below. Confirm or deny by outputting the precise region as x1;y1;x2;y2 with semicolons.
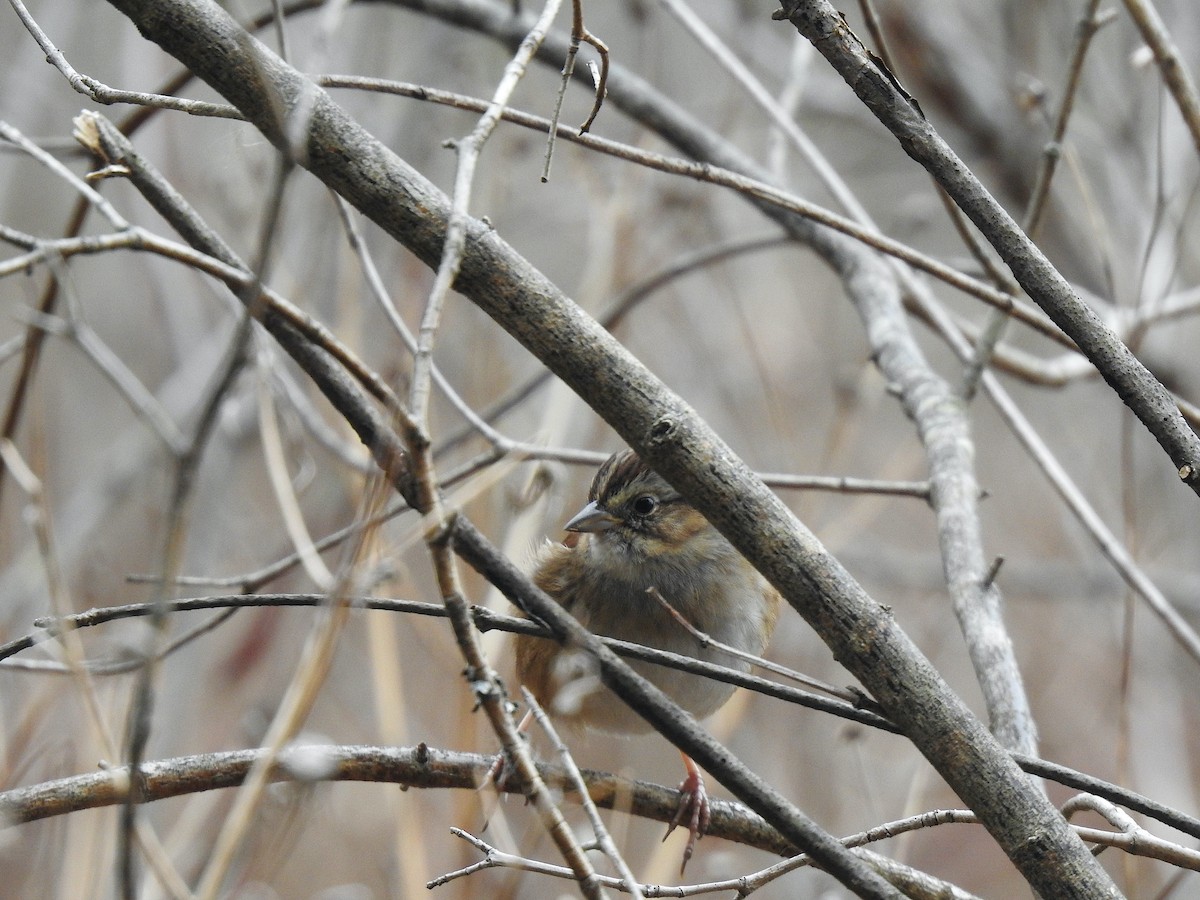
563;500;620;533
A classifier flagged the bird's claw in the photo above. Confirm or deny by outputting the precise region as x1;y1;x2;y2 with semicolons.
664;767;710;875
485;751;510;790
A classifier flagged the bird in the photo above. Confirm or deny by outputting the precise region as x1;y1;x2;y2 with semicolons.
515;449;782;872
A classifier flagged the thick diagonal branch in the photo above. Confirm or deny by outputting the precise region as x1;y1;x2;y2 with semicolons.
776;0;1200;495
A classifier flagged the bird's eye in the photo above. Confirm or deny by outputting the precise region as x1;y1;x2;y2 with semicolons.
631;495;658;516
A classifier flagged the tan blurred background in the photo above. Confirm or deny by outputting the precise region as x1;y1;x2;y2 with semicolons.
1;0;1199;896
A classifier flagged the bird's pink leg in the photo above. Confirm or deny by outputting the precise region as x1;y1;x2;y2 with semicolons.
485;708;534;790
664;751;710;874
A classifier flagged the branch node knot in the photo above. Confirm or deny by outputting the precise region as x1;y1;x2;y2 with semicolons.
646;416;679;445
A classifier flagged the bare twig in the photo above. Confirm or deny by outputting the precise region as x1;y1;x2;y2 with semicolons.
4;742;1198;873
525;688;643;898
15;302;187;454
190;493;374;900
0;443;195;899
1;119;129;229
1121;0;1200;158
7;0;240;118
402;4;613;893
410;0;563;424
330;195;508;449
311;75;1069;345
256;344;337;590
572;0;609;134
776;0;1200;496
647;587;864;705
1023;0;1115;238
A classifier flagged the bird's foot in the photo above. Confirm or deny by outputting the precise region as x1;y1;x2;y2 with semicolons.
664;764;710;875
485;750;512;791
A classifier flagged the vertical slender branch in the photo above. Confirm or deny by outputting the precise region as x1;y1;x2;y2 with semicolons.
1023;0;1114;238
409;0;564;423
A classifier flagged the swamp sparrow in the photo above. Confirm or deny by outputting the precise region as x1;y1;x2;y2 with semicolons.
515;450;781;870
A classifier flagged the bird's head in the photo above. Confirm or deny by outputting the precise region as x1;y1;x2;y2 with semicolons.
564;450;716;567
